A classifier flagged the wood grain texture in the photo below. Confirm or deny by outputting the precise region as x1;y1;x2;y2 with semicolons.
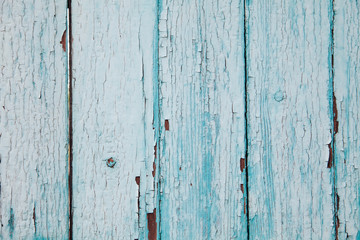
71;0;157;238
0;0;69;238
158;0;247;239
334;1;360;239
1;0;359;238
246;0;334;239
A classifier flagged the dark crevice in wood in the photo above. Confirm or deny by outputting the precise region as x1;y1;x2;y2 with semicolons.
135;177;141;230
244;1;250;239
67;0;73;239
32;204;36;234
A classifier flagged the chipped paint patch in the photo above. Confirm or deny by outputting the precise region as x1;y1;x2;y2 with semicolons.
327;144;333;168
240;158;246;172
152;162;156;177
164;120;169;131
147;209;157;240
135;176;140;186
60;30;66;52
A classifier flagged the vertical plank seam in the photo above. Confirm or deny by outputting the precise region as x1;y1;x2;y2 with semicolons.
66;0;73;239
243;1;250;239
330;0;339;239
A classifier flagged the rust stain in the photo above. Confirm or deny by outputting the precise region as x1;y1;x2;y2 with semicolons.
135;176;140;186
152;162;156;177
165;119;169;131
240;184;244;194
240;158;245;172
327;144;333;168
60;30;66;52
147;208;157;240
333;93;339;134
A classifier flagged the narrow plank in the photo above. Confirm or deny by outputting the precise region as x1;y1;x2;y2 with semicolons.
158;0;247;239
71;0;157;238
334;1;360;238
246;0;334;238
0;0;68;238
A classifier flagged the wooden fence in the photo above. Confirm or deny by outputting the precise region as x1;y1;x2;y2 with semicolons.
0;0;359;239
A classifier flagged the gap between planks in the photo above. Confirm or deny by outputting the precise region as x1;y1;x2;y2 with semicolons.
66;0;73;239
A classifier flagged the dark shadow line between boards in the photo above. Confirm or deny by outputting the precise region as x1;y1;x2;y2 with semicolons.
67;0;73;239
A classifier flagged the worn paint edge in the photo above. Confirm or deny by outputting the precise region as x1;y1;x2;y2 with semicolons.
328;0;339;238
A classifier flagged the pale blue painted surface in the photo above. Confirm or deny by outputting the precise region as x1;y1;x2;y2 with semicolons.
246;0;335;239
334;1;360;239
0;0;69;239
1;0;360;239
157;0;247;239
71;0;157;239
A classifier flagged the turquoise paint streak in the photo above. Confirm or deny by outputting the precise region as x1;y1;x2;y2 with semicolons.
8;208;14;239
158;0;247;239
153;0;162;239
247;0;334;239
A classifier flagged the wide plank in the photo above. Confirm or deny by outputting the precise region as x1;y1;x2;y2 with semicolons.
158;0;247;239
246;0;334;238
0;0;69;238
334;1;360;238
71;0;158;239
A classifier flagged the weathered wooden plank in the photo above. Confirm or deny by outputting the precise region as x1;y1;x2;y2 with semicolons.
246;0;334;238
158;0;247;239
0;0;69;238
71;0;157;238
334;1;360;238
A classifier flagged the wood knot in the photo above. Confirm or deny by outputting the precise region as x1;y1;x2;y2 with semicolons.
274;89;285;102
